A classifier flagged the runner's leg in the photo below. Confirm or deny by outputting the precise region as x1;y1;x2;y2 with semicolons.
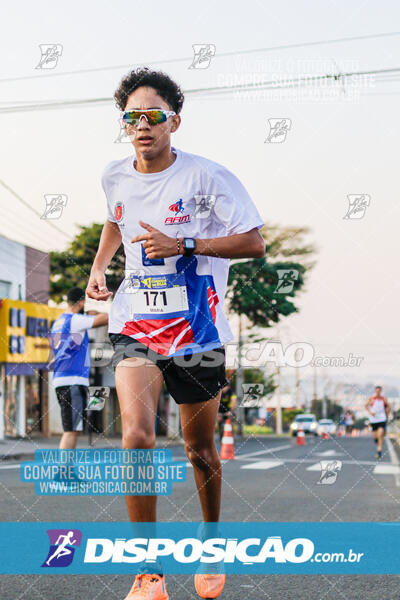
180;393;222;522
115;357;164;522
59;431;78;449
376;426;385;453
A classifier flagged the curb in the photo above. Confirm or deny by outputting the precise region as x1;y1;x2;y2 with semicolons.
0;439;184;462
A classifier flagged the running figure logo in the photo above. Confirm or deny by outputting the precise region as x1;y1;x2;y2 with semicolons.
194;195;216;219
169;199;185;214
274;269;299;294
41;529;82;567
343;194;371;220
40;194;68;220
87;386;109;411
165;199;190;224
265;118;291;143
317;460;342;485
241;384;265;407
35;44;63;69
189;44;216;69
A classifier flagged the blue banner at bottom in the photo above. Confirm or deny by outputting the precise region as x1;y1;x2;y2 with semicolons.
0;522;399;574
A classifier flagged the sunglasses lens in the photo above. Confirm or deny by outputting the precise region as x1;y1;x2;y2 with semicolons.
122;110;168;126
122;111;140;125
146;110;166;125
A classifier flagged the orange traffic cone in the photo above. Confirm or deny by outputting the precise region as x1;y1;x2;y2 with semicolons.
296;427;306;446
220;418;235;459
322;430;329;440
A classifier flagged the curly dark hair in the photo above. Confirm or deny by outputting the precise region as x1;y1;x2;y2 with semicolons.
114;67;185;113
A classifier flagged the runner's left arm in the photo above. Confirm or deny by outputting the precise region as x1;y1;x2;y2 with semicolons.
385;398;392;418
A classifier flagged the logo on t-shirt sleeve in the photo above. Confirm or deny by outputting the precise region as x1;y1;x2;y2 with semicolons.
115;201;124;222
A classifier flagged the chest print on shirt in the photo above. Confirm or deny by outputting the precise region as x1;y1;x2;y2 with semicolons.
164;198;191;225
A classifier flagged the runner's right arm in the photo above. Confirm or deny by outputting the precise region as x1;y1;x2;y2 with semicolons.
86;220;122;300
365;397;373;413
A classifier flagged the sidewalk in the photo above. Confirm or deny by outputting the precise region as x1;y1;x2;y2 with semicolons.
0;434;183;461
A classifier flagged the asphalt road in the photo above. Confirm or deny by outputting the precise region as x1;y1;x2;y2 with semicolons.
1;433;399;599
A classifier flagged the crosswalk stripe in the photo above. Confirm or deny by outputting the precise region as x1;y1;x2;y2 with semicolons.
315;450;343;457
236;444;291;460
307;463;324;471
241;460;284;470
373;464;400;475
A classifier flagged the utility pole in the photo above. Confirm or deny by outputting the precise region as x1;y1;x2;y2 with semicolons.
322;395;327;419
295;364;301;409
313;365;318;411
236;314;244;437
275;366;282;434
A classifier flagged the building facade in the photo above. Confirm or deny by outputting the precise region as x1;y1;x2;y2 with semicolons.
0;234;55;440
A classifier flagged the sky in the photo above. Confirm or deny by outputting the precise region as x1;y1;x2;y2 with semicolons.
0;0;400;394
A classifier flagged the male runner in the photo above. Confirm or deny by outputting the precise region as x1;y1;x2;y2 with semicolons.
50;287;108;449
86;67;265;600
365;385;391;459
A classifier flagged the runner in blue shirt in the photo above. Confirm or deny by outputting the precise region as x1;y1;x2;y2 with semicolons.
50;287;108;450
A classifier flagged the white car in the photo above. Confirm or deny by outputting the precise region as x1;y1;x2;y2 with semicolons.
316;419;337;437
290;414;318;436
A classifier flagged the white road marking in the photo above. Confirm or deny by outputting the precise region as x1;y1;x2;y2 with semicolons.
235;444;292;460
241;460;284;470
307;463;325;471
384;437;400;487
373;464;400;476
314;450;344;457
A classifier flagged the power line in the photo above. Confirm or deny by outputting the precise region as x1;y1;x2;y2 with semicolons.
0;31;399;84
0;178;96;256
0;178;71;239
0;179;107;258
1;65;399;113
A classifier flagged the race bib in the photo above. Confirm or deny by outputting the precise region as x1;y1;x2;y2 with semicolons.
128;273;189;320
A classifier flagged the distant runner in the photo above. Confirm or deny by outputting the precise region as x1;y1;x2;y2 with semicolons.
50;287;108;450
365;385;391;459
344;410;354;435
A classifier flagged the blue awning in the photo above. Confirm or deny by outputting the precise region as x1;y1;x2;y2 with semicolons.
4;363;49;376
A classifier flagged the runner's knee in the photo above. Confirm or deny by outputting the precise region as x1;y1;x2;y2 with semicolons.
185;443;219;471
122;426;156;449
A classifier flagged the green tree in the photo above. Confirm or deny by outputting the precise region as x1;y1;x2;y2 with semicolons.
227;225;314;327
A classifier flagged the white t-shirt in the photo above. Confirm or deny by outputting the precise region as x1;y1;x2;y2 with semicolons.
102;147;264;357
369;397;387;423
52;313;95;388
